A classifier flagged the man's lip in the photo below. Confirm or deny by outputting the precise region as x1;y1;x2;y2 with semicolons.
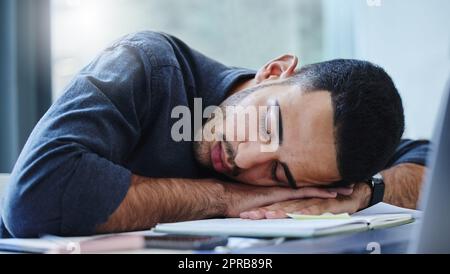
211;142;233;174
220;142;234;173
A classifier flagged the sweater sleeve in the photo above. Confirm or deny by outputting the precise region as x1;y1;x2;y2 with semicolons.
2;42;153;237
385;139;431;169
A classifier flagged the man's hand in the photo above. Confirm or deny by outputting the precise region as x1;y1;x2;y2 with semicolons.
223;182;344;217
239;183;371;219
238;162;427;220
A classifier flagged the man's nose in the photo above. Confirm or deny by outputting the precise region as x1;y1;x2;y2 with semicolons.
234;141;276;169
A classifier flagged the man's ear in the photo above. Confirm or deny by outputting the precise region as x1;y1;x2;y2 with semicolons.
255;54;299;84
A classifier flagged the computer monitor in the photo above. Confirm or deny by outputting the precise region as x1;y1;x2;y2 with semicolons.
410;80;450;253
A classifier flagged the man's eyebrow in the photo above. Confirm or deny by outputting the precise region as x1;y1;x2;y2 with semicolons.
275;100;283;145
280;162;298;190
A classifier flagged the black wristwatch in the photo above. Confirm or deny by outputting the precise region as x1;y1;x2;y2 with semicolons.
365;173;385;207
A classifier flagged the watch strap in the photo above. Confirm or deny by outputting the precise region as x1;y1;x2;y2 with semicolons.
368;174;385;206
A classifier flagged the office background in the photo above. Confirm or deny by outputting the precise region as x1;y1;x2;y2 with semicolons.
1;0;450;173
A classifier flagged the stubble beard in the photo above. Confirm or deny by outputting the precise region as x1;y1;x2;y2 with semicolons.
192;85;261;169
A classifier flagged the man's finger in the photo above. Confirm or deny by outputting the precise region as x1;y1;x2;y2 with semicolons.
240;208;266;219
247;208;268;220
327;187;354;196
240;212;250;219
261;187;333;207
241;200;295;219
293;187;338;199
265;210;287;219
297;204;326;215
241;198;328;219
298;200;353;215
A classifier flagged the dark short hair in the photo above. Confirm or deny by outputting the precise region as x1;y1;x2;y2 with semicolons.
287;59;405;183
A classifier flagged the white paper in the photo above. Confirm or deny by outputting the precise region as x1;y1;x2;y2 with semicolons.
354;202;422;219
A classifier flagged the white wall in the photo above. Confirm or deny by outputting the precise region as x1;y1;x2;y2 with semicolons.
324;0;450;139
0;174;10;200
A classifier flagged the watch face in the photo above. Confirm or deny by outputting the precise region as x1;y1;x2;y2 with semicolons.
373;173;383;180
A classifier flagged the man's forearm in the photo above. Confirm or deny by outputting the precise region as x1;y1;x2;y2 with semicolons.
381;163;427;209
96;175;226;233
96;174;338;234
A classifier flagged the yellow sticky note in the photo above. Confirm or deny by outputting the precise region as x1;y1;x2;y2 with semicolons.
287;212;351;220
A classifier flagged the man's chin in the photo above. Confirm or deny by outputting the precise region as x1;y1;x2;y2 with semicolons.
193;141;213;167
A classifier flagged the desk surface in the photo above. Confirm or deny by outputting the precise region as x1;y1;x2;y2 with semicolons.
235;223;417;254
0;223;417;254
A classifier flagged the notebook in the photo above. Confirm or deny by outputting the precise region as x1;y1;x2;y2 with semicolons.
154;203;418;238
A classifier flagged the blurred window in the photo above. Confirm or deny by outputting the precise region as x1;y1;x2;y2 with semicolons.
51;0;323;99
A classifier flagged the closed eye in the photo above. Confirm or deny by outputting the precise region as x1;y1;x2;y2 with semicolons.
271;161;281;184
271;161;298;189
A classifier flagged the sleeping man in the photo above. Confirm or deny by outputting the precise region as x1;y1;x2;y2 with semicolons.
1;31;429;238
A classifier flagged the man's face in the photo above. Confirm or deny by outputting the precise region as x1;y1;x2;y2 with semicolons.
194;79;341;188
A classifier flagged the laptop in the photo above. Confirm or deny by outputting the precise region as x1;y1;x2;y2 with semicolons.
409;80;450;254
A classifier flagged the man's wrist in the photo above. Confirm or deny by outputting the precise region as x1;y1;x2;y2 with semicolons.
357;182;373;210
219;181;244;217
201;179;229;217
